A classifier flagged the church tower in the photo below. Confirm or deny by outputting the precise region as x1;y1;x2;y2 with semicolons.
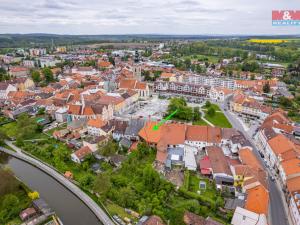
133;50;142;81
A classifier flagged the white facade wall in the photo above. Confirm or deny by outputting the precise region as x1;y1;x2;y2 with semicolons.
290;196;300;225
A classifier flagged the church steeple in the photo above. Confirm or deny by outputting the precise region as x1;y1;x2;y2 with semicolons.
134;50;139;63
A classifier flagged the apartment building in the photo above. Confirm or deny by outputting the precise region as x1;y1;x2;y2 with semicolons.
154;81;210;97
183;74;235;89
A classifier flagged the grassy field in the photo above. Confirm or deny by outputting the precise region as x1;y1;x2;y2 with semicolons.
0;121;45;140
204;112;232;128
0;122;18;137
202;103;221;111
192;119;209;126
188;174;218;200
105;201;138;222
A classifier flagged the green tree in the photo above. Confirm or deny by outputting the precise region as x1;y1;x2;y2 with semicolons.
16;114;38;140
0;130;7;146
0;194;20;223
207;107;216;117
42;67;54;83
279;97;293;108
168;98;194;121
31;70;41;82
205;101;211;108
79;174;95;188
242;61;259;72
98;138;118;157
142;165;160;192
108;56;115;66
93;172;111;195
0;170;19;196
0;68;10;81
263;82;270;93
193;107;201;121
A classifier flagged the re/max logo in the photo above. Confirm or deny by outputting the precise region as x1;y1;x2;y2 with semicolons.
272;10;300;26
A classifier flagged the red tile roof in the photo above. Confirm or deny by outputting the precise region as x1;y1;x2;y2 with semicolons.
74;146;92;160
206;146;232;176
245;185;269;215
87;118;107;128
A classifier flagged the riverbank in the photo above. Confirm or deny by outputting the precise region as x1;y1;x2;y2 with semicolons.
0;153;62;225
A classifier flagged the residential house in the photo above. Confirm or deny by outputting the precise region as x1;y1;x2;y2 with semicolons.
71;146;92;163
111;119;129;141
87;118;113;137
183;211;223;225
71;66;97;76
55;107;68;123
0;82;17;99
289;191;300;225
29;48;46;56
154;81;210;98
67;103;113;121
185;125;222;150
19;208;37;221
184;74;235;89
8;67;29;78
230;92;272;120
124;118;145;141
119;79;150;99
209;87;233;102
231;207;268;225
98;61;113;69
83;135;108;152
159;72;182;82
140;215;165;225
206;146;234;185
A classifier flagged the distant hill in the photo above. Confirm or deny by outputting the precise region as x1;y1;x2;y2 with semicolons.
0;33;299;48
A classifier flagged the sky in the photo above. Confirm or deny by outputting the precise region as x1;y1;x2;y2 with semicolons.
0;0;299;35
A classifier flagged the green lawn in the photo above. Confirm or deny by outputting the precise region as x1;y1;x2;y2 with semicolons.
192;119;209;126
188;174;219;200
0;116;13;125
0;122;18;137
194;54;220;64
105;201;138;222
0;121;46;140
202;103;221;111
204;112;232;128
46;124;67;136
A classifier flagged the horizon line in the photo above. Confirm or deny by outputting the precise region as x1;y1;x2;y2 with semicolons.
1;33;300;37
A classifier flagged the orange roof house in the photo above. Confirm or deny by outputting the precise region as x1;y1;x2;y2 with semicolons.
280;158;300;178
239;147;263;170
268;134;296;156
71;146;92;163
287;177;300;193
245;185;269;216
68;105;81;115
138;121;162;144
87;118;107;128
119;79;147;90
98;61;112;68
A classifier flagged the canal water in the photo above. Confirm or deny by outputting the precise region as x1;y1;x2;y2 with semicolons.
0;153;102;225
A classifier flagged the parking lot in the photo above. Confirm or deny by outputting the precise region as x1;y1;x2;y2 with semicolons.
120;96;169;120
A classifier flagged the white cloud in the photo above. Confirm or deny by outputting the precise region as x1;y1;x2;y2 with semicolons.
0;0;299;34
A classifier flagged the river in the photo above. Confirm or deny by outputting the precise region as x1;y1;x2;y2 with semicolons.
0;153;102;225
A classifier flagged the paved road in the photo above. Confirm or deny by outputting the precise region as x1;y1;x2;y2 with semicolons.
1;142;115;225
219;99;290;225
